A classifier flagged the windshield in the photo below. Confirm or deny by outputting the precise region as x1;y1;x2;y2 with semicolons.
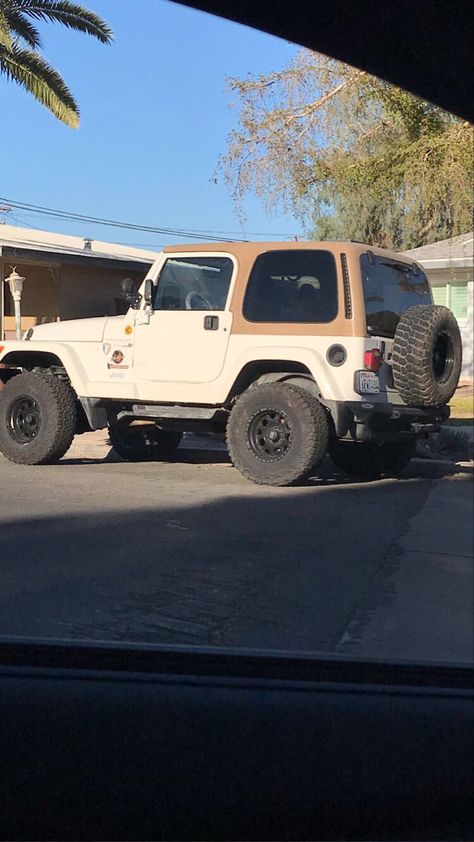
360;253;432;337
154;257;234;311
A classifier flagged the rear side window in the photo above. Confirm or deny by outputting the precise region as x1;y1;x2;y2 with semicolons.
360;253;431;337
243;250;338;323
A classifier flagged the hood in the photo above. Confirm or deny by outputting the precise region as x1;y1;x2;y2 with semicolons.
25;315;124;343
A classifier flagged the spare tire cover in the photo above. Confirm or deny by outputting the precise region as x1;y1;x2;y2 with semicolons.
392;305;462;406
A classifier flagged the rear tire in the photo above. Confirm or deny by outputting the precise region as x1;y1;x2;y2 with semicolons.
329;439;416;481
0;369;76;465
227;382;328;486
108;419;182;462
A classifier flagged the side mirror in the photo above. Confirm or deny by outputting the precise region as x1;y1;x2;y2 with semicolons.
144;278;154;305
121;277;141;310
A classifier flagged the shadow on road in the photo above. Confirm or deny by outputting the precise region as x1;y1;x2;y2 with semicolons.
62;448;473;482
1;458;471;658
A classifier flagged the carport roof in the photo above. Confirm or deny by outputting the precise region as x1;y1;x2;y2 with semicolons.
0;224;159;271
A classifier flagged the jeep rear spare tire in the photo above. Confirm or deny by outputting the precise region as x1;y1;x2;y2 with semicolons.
0;370;77;465
392;305;462;406
227;382;328;486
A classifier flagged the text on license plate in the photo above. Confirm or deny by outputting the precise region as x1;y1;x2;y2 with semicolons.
357;371;379;394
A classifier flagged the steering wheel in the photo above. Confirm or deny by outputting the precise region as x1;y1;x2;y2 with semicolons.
185;291;212;310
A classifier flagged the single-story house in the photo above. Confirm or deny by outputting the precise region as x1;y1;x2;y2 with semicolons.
0;225;157;340
402;232;473;381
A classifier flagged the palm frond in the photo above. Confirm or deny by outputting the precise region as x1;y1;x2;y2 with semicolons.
0;42;79;126
0;9;13;48
12;1;113;43
3;8;42;48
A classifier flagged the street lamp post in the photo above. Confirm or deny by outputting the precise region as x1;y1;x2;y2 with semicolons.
4;268;25;340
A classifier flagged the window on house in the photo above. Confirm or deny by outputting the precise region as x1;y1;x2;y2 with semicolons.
430;282;468;320
450;284;468;320
431;284;447;307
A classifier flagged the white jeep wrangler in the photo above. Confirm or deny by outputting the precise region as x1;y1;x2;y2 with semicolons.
0;241;462;485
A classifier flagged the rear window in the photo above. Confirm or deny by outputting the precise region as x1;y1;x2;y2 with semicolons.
243;250;338;323
360;253;431;337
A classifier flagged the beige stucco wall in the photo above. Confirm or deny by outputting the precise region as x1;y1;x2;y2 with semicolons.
1;259;147;338
1;259;60;339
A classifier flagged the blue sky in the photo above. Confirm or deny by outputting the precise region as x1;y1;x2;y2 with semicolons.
0;0;302;250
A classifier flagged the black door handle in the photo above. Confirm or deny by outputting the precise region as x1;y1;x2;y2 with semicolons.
204;315;219;330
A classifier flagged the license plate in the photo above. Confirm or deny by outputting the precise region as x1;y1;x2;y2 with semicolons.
356;371;379;394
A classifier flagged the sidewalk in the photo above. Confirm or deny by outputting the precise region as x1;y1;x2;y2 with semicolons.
336;474;474;663
67;429;112;460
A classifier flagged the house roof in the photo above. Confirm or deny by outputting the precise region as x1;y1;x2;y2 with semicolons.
0;224;159;267
402;232;473;270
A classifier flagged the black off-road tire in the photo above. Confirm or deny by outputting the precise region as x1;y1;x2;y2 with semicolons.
0;369;77;465
108;419;182;462
227;382;329;486
329;439;416;481
392;305;462;406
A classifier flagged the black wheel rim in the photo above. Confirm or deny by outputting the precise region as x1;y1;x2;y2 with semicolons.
248;408;293;461
432;331;455;383
9;396;42;444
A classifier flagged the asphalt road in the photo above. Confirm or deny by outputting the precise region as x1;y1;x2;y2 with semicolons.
0;442;472;662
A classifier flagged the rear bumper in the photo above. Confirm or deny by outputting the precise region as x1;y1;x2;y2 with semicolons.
326;399;450;441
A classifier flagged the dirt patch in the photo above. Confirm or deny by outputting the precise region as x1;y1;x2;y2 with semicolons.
449;382;474;422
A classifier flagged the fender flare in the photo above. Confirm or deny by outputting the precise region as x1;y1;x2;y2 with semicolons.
0;342;89;396
252;371;322;398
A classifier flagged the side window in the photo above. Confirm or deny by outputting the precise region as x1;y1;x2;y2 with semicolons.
154;257;233;311
243;250;338;323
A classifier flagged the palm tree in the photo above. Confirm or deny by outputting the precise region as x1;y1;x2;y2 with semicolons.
0;0;113;127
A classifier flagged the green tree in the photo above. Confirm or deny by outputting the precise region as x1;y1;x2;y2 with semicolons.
220;50;473;249
0;0;112;127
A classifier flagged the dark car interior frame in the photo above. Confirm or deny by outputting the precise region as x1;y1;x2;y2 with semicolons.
1;1;473;839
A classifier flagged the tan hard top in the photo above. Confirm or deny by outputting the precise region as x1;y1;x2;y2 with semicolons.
162;240;417;267
161;240;422;337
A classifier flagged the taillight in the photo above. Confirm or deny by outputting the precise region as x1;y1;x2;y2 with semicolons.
364;348;382;372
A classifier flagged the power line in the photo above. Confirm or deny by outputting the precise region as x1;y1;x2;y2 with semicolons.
10;211;286;240
0;197;290;241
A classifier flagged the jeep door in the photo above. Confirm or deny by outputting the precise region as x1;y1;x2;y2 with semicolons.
133;253;235;397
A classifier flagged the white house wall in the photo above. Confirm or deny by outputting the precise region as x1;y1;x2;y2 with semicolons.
427;267;473;381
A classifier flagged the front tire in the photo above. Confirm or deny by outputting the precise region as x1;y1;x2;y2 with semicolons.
108;419;182;462
227;382;329;486
0;370;77;465
329;439;416;481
